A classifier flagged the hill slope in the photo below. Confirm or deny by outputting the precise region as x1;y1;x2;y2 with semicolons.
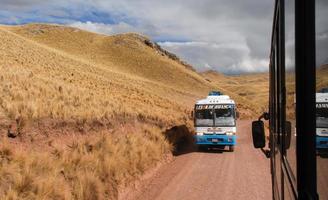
5;24;208;96
0;23;264;127
317;64;328;90
202;71;269;117
0;23;268;199
0;24;214;128
0;23;216;199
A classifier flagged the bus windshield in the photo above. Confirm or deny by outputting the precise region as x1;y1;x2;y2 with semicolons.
316;103;328;128
195;104;235;127
215;107;235;126
195;109;214;127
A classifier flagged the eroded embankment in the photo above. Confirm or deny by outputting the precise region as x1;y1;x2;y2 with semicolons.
0;118;195;200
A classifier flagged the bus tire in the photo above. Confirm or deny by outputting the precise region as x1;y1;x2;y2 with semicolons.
198;145;207;152
229;146;235;152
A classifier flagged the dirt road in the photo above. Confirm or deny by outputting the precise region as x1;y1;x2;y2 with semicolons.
130;120;272;200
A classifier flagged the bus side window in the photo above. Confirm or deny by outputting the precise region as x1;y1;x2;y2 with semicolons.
316;0;328;198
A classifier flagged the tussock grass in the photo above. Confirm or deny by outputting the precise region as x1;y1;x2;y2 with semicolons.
0;124;171;199
0;23;261;126
0;27;191;128
0;23;285;200
6;24;207;93
0;25;202;199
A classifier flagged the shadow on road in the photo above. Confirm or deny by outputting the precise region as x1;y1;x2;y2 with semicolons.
317;149;328;158
164;125;196;156
197;146;232;154
164;125;233;156
164;125;234;156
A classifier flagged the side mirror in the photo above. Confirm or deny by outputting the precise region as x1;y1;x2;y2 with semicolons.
252;120;266;148
284;121;291;149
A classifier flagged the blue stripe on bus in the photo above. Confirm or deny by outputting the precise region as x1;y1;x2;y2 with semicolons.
316;136;328;149
194;135;236;146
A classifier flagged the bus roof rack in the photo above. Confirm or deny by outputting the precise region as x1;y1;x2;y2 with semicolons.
318;88;328;93
208;91;223;96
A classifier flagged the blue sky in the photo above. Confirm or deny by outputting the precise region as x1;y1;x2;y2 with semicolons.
0;0;280;74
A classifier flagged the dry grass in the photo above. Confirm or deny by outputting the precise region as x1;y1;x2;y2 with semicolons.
0;26;195;128
0;23;260;127
0;23;208;200
5;24;211;99
0;23;278;199
0;124;171;199
316;64;328;91
202;71;269;117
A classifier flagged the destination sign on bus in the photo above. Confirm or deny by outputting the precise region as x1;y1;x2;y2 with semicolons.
316;103;328;108
195;104;234;110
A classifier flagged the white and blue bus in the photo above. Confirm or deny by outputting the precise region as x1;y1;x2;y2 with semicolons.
193;91;237;152
316;88;328;149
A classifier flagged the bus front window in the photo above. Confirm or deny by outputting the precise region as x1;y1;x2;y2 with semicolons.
195;109;214;127
215;107;235;127
316;104;328;128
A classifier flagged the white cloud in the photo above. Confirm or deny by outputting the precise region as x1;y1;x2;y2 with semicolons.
70;21;137;35
204;63;213;69
74;0;274;74
157;41;207;47
2;0;327;73
0;0;277;74
158;40;267;74
235;58;269;73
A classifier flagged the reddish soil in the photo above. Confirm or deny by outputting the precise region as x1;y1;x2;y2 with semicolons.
124;120;272;200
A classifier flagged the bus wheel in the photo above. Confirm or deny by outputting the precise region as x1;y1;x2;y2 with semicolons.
229;146;235;152
198;145;207;152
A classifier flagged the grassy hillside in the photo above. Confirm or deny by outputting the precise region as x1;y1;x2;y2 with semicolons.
202;71;269;117
0;23;267;199
6;24;209;97
0;24;211;127
0;23;220;199
317;64;328;91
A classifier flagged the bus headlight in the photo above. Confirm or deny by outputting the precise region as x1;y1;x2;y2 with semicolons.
197;132;204;136
226;131;235;135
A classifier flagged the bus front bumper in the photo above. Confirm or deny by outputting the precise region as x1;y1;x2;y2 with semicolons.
194;135;236;146
316;136;328;149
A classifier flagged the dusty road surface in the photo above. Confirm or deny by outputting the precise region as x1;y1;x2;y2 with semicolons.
126;120;272;200
129;120;272;200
